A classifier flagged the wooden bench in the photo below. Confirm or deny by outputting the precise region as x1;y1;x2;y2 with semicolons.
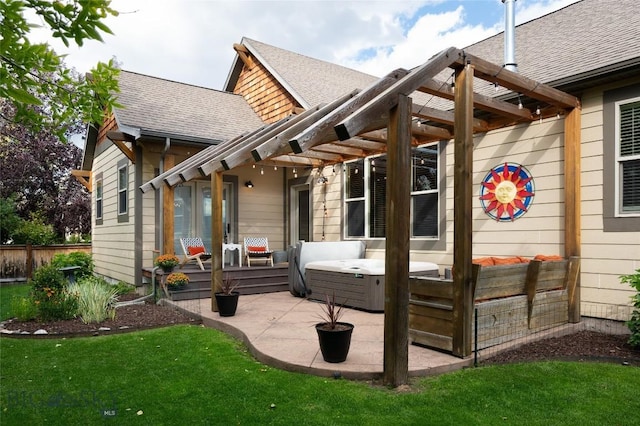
409;256;580;355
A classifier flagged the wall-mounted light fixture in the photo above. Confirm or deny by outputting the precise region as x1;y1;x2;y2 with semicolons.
245;181;254;188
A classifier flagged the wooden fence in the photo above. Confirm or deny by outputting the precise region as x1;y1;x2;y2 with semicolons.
0;244;91;280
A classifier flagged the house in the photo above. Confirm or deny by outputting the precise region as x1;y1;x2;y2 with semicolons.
82;0;639;323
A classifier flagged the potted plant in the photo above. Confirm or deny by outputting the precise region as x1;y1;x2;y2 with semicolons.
214;273;240;317
315;292;354;363
155;254;180;273
166;272;189;290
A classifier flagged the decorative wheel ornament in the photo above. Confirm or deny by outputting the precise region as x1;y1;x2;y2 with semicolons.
479;163;535;221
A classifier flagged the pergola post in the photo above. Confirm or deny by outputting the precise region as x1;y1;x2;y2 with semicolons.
162;154;175;255
564;106;582;322
383;93;412;387
452;63;475;358
211;170;224;312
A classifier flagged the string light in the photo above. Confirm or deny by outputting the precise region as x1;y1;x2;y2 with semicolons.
252;164;256;169
260;166;264;175
536;106;542;124
274;165;278;171
517;94;523;110
494;82;499;92
332;164;336;175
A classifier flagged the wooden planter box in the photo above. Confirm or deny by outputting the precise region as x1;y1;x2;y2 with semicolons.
409;257;580;355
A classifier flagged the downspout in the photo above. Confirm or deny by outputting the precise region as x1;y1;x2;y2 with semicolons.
503;0;518;72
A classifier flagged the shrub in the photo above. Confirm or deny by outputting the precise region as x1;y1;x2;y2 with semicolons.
30;265;78;321
51;251;94;279
620;268;640;348
113;281;135;296
33;287;78;321
30;265;66;293
69;277;118;324
11;214;58;245
10;296;38;321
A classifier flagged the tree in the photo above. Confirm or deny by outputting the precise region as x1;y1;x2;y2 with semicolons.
0;0;121;142
0;197;22;243
0;98;91;240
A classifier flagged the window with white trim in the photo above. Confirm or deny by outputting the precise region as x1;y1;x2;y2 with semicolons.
117;159;129;222
616;99;640;215
95;174;103;225
344;143;440;239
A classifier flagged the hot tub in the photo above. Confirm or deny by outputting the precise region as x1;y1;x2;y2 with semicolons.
305;259;439;312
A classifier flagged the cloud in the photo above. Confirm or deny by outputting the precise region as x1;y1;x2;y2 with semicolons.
24;0;580;90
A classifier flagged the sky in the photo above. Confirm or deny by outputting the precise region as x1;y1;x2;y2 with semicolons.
32;0;580;90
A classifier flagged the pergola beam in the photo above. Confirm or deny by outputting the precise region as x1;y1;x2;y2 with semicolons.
252;91;359;161
334;47;460;140
456;51;580;109
418;78;533;120
289;69;409;154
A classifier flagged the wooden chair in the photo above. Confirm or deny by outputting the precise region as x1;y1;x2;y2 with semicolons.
244;237;274;267
179;237;212;270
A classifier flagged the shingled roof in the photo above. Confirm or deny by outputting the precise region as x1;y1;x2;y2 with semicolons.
114;71;264;144
464;0;640;92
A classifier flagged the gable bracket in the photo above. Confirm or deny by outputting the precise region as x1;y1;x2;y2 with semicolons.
71;170;92;192
107;131;136;163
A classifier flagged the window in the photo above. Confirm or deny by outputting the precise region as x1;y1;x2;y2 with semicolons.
117;159;129;222
344;143;440;239
604;84;640;231
95;174;103;225
616;100;640;214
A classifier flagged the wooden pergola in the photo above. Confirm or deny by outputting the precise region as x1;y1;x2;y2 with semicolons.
140;47;581;386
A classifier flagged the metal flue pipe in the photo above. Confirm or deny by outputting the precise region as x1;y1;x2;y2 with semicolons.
503;0;518;72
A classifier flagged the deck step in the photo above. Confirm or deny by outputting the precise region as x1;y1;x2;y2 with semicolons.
160;264;289;300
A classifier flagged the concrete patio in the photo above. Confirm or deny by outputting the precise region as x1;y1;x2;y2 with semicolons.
170;291;473;380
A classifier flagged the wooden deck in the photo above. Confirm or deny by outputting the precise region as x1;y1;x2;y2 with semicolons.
143;263;289;301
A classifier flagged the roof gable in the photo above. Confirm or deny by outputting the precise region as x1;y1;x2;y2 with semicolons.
115;71;263;143
226;37;378;109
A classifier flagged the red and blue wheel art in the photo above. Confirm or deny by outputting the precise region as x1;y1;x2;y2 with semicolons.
479;163;535;221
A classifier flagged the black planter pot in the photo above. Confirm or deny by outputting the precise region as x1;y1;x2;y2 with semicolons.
214;292;240;317
315;322;354;363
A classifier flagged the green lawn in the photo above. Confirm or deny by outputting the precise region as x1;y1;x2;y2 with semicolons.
0;283;30;321
1;325;639;425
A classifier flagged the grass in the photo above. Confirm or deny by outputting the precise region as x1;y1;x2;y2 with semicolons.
0;283;30;321
1;325;639;425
